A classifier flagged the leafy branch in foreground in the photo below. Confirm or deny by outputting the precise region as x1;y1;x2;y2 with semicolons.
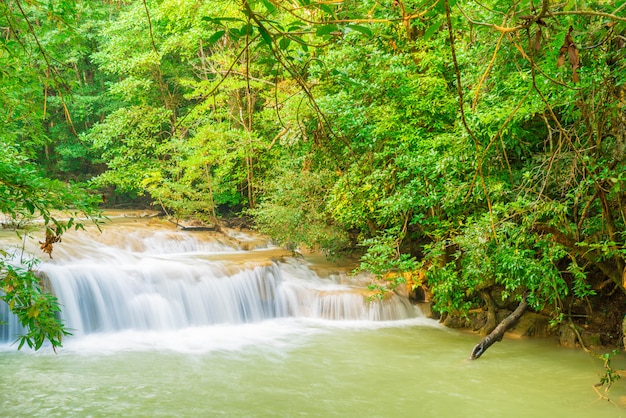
1;146;101;350
0;262;70;351
589;349;624;405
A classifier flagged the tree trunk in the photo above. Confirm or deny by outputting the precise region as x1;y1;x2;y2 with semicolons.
469;296;528;360
479;290;498;335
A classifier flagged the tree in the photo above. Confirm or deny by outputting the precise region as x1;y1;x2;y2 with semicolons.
1;131;101;351
0;0;103;350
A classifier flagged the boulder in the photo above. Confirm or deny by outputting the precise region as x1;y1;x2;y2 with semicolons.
508;312;552;338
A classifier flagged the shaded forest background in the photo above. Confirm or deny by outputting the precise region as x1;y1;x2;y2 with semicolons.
1;0;626;350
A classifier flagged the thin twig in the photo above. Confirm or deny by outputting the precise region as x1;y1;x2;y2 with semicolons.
552;10;626;23
445;0;496;240
174;35;259;131
472;31;504;110
456;2;524;33
243;0;355;158
13;0;76;135
142;0;158;53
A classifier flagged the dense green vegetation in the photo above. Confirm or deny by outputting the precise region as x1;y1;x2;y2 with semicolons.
1;0;626;350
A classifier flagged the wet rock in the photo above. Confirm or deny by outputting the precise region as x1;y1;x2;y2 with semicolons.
410;286;426;303
509;312;552;337
559;324;579;347
416;302;439;319
442;314;470;329
496;309;513;323
581;332;602;348
441;311;486;331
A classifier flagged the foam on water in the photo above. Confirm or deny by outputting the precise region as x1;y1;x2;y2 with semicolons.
0;316;442;355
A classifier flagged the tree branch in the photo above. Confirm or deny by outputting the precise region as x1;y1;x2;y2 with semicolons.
470;295;528;359
551;10;626;23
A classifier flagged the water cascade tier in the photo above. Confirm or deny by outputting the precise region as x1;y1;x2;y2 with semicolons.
0;220;420;344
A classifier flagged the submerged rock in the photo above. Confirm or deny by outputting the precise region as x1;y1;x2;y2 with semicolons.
558;324;579;347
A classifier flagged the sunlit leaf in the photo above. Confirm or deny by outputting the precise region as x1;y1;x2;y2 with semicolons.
316;24;339;37
346;24;372;37
207;30;226;46
424;19;443;40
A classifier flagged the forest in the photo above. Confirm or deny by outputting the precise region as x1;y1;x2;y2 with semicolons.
1;0;625;364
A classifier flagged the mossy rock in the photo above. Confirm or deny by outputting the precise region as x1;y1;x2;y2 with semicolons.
581;332;603;348
558;324;579;347
508;312;552;338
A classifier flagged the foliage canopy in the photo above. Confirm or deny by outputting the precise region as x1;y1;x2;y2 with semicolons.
1;0;626;348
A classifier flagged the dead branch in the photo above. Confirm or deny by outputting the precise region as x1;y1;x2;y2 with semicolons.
470;296;528;359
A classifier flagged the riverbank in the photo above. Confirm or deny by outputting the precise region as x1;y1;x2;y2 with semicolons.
101;210;626;353
5;208;623;355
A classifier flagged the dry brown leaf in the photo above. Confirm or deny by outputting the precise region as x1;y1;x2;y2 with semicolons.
39;230;61;258
557;49;566;67
534;30;542;51
556;26;580;82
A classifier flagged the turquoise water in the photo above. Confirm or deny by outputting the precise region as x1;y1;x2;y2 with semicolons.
1;322;625;417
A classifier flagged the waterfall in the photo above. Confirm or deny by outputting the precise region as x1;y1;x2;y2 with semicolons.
0;223;420;345
44;261;288;334
0;294;26;342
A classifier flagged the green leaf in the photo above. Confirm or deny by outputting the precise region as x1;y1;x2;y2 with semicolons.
237;24;254;37
434;0;445;13
258;25;273;46
202;16;242;24
433;0;456;14
207;30;226;46
279;37;291;50
261;0;276;14
289;36;308;46
316;24;339;37
317;4;336;16
346;25;372;37
424;19;443;40
288;21;306;31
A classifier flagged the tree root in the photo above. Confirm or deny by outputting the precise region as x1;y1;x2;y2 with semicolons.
569;320;591;353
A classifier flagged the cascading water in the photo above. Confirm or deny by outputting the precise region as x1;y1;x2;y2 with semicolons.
0;297;24;342
43;261;289;334
0;218;420;347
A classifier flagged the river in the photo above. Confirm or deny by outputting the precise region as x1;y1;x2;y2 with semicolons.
1;214;625;417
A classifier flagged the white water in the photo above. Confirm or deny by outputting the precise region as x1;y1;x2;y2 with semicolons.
0;217;423;351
